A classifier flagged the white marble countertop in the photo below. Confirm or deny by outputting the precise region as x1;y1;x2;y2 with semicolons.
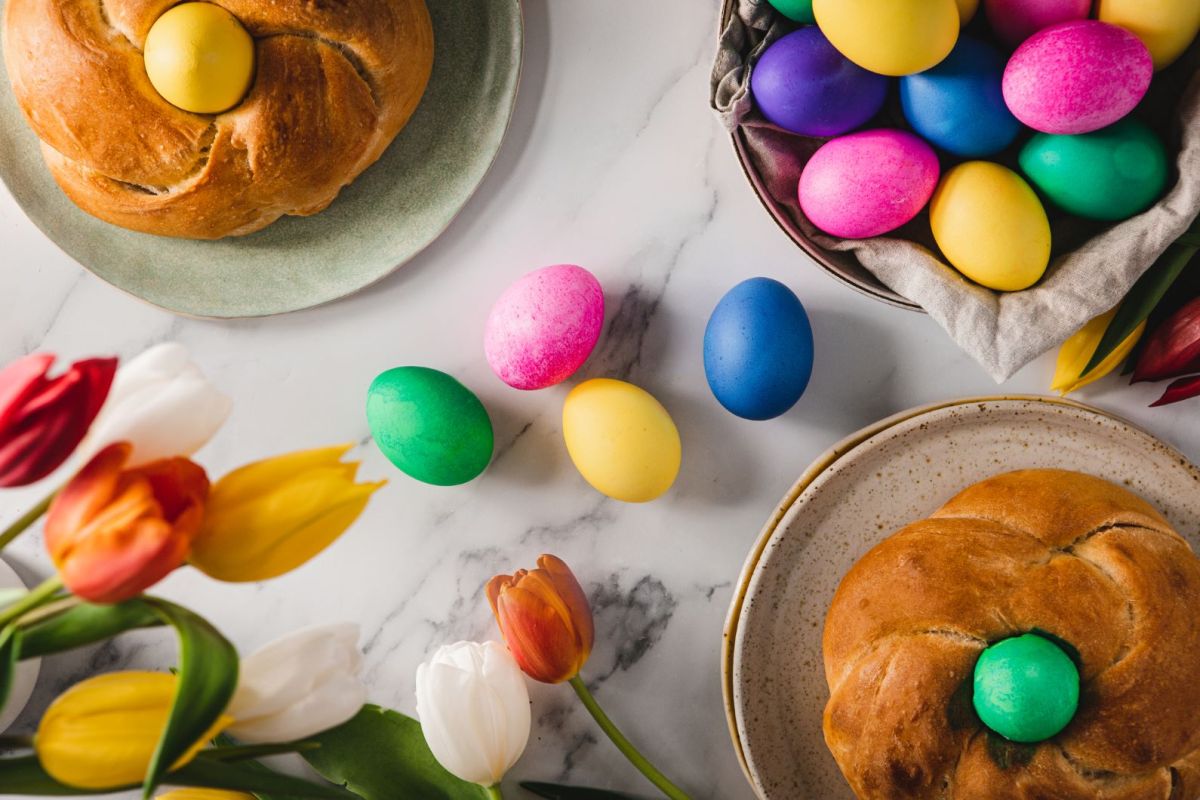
1;2;1197;798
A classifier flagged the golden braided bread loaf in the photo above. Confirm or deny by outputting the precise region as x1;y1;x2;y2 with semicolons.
823;469;1200;799
2;0;433;239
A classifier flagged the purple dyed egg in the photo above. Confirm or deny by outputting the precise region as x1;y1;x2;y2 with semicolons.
485;265;605;391
798;129;940;239
751;27;889;137
984;0;1090;47
1002;21;1153;135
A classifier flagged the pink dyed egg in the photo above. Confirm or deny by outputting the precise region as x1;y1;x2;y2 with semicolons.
798;129;940;239
1002;21;1153;135
984;0;1090;47
485;265;605;391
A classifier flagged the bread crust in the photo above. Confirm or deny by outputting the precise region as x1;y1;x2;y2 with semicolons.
3;0;433;238
823;469;1200;799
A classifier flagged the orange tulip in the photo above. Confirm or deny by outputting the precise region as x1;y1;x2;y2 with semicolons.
44;442;208;603
486;554;594;684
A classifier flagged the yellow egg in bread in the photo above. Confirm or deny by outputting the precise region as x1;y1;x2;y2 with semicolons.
813;0;960;76
144;3;255;114
1097;0;1200;71
930;162;1051;292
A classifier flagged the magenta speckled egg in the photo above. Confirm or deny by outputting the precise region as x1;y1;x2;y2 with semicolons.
485;264;605;391
1002;21;1153;135
798;129;940;239
984;0;1090;47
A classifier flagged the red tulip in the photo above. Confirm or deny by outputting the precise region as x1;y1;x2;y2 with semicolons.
1134;297;1200;384
0;353;116;487
44;442;209;603
487;555;594;684
1150;373;1200;407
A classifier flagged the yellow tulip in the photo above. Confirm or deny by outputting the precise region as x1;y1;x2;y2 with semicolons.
36;672;230;790
189;445;384;582
158;790;257;800
1052;309;1147;395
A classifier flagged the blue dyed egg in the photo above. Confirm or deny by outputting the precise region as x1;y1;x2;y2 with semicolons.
900;36;1021;157
703;278;814;421
751;27;889;137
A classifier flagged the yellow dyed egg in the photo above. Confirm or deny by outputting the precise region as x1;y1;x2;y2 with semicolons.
144;3;255;114
1097;0;1200;71
813;0;960;76
562;379;681;503
956;0;980;24
930;162;1051;292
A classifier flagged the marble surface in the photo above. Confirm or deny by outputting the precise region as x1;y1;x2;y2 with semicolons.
1;2;1197;798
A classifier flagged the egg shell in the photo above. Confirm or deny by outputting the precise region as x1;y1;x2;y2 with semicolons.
766;0;815;23
366;367;494;486
751;28;890;137
799;129;940;239
984;0;1091;47
703;278;814;421
1019;118;1169;221
900;36;1021;157
143;3;255;114
1098;0;1200;70
484;264;604;391
956;0;980;23
562;379;681;503
813;0;960;76
930;161;1051;292
1002;21;1154;135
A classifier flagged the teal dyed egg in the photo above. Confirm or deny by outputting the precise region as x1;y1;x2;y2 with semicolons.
767;0;815;23
1019;118;1169;221
973;633;1080;743
366;367;494;486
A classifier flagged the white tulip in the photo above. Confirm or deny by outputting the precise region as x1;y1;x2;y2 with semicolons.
415;641;531;788
83;342;231;467
226;623;367;743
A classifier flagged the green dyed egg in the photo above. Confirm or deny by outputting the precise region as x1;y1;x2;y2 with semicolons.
1019;118;1169;222
973;633;1080;743
767;0;815;23
366;367;493;486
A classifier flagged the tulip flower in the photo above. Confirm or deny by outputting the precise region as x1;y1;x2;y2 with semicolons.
1151;374;1200;407
226;623;367;743
36;671;230;790
415;640;531;794
487;555;691;800
1134;296;1200;383
83;343;232;467
188;445;383;583
44;442;209;603
486;554;594;684
0;352;116;487
1051;309;1145;395
158;791;255;800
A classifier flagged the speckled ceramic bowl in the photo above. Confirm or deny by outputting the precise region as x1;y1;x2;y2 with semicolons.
723;396;1200;799
0;557;39;732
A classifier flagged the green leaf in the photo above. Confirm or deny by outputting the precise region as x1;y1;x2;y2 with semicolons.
0;627;16;717
139;598;239;799
202;741;320;762
303;705;481;800
18;599;163;660
1082;231;1200;377
0;590;25;608
521;782;645;799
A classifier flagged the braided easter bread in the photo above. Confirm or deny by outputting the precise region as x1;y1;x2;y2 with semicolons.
2;0;433;239
823;469;1200;799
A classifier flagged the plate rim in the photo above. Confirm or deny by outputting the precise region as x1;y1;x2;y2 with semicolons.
720;394;1200;799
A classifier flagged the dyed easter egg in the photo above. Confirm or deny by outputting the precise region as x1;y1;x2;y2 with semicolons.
974;634;1080;743
813;0;959;76
703;278;815;421
367;367;493;486
484;264;604;391
1020;118;1169;221
1002;21;1154;135
799;129;940;239
956;0;980;23
144;3;255;114
562;379;680;503
900;37;1021;157
930;161;1051;292
984;0;1091;47
751;28;889;137
767;0;815;23
1098;0;1200;70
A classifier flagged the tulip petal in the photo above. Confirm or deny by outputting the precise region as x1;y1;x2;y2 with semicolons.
1150;373;1200;407
1134;297;1200;384
0;353;54;431
45;442;133;561
539;555;595;657
202;446;356;508
496;585;581;684
158;790;257;800
1052;311;1146;395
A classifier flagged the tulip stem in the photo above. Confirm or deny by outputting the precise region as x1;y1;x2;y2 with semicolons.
484;786;504;800
0;575;64;629
569;676;692;800
0;490;55;552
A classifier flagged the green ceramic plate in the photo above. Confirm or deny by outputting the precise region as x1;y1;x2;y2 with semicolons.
0;0;522;318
